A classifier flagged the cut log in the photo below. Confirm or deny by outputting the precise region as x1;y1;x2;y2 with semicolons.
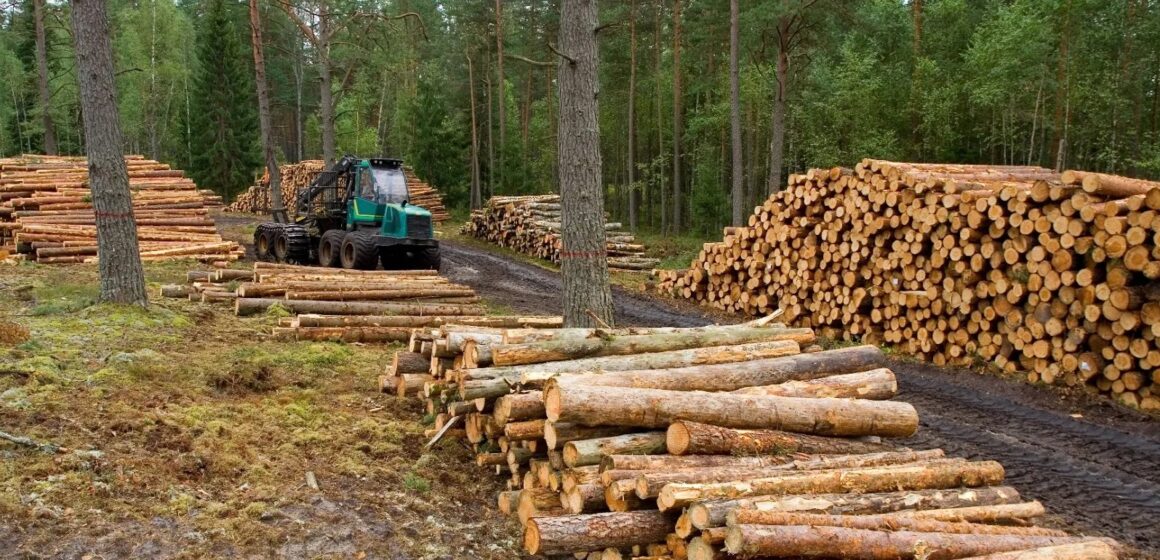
293;314;563;328
396;374;432;397
391;351;430;375
562;432;668;467
723;524;1098;559
563;483;608;514
544;383;919;437
234;298;486;317
635;450;947;499
687;486;1025;532
955;541;1120;560
545;423;635;450
493;327;815;366
494;391;546;426
467;340;802;383
666;421;893;456
658;460;1004;511
731;368;896;399
523;511;677;556
722;511;1067;536
498;490;521;515
553;345;884;391
504;419;547;441
602;454;796;472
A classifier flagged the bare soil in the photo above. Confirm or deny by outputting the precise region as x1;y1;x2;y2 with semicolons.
442;239;1160;558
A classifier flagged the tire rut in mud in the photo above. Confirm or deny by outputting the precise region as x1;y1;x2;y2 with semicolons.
441;240;715;327
897;368;1160;555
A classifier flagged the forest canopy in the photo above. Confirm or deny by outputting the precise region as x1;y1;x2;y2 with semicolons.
1;0;1158;234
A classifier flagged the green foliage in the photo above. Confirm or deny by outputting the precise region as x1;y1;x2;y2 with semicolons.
186;0;260;201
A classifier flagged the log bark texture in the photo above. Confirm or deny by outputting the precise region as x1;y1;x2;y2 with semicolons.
523;511;677;555
667;420;894;456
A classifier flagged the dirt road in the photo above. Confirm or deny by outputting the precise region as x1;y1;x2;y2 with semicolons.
442;240;1160;557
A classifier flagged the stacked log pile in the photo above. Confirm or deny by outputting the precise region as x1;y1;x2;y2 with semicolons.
0;155;241;263
225;160;449;222
463;195;660;271
655;161;1160;410
162;262;561;342
391;318;1119;558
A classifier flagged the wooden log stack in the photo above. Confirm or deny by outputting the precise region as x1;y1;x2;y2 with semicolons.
161;262;563;342
0;155;242;263
655;160;1160;410
225;160;449;222
462;194;661;272
389;316;1120;558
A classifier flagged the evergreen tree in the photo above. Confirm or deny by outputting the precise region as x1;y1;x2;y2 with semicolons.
187;0;260;200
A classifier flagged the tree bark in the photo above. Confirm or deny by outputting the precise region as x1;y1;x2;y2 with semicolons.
544;384;919;436
33;0;56;155
955;541;1119;560
730;368;897;399
523;511;677;556
562;431;667;467
724;511;1066;537
671;0;683;232
71;0;148;305
388;351;426;373
492;327;813;366
249;0;283;220
689;486;1026;531
729;0;744;226
627;0;638;232
658;461;1004;511
724;525;1097;559
550;345;881;391
667;420;892;456
603;453;793;472
557;0;614;328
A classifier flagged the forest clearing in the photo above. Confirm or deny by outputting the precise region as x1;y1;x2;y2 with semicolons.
3;0;1160;558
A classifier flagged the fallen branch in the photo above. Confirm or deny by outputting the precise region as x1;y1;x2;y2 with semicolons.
0;429;65;454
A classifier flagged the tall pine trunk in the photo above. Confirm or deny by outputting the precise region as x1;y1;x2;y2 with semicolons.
671;0;683;232
495;0;505;190
249;0;284;221
34;0;56;155
71;0;147;305
655;0;666;234
319;13;336;166
767;42;788;194
729;0;743;226
558;0;613;328
1051;0;1071;171
627;0;638;232
468;50;482;209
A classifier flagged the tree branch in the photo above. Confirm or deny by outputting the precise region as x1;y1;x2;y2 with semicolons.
548;43;576;65
506;53;557;67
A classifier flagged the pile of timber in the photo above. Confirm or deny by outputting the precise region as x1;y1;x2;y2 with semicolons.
462;195;660;271
161;262;562;342
0;154;241;263
656;161;1160;410
225;160;449;222
391;317;1119;558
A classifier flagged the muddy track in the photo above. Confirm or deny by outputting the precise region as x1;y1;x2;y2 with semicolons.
442;239;1160;557
441;241;718;328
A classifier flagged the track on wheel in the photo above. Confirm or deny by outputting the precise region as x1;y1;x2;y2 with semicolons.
442;239;1160;557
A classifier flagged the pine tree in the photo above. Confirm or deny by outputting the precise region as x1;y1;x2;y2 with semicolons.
188;0;260;201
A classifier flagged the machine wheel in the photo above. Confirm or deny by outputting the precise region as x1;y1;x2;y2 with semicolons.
341;231;379;270
419;248;441;271
318;230;345;268
273;224;311;264
254;223;277;261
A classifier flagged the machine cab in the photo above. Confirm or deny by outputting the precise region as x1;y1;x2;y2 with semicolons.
349;159;407;230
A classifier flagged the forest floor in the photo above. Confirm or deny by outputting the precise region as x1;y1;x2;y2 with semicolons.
0;213;1157;558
